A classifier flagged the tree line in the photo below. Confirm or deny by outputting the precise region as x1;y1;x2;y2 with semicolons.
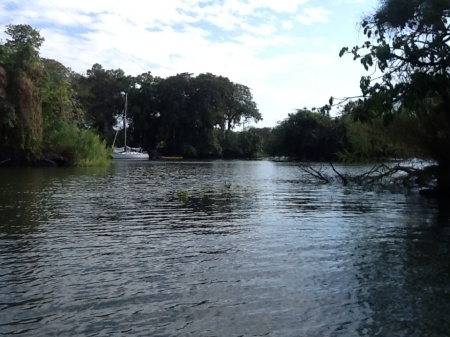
0;23;413;166
1;0;450;195
266;0;450;161
339;0;450;196
0;24;265;165
268;0;450;196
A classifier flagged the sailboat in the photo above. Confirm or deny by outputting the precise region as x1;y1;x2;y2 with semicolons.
111;93;149;160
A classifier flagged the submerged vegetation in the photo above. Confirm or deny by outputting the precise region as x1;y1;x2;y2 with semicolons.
177;190;190;203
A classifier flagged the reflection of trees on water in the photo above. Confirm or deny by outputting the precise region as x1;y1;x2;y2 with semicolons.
0;166;111;272
436;198;450;227
341;197;376;215
60;161;262;236
0;167;112;235
172;185;258;235
0;169;48;333
137;161;263;235
273;183;375;216
0;168;53;237
0;167;109;335
348;196;450;336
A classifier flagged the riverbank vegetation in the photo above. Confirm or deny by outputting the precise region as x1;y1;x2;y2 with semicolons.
0;24;263;165
0;24;111;166
2;24;405;166
266;0;450;197
1;0;449;196
337;0;450;196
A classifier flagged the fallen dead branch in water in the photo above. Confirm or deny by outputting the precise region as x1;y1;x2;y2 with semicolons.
298;163;330;184
298;161;437;193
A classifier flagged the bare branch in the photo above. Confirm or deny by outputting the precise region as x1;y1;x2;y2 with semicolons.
299;164;330;184
330;162;348;186
298;161;437;193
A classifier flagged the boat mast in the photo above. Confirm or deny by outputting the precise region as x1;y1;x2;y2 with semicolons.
124;92;128;152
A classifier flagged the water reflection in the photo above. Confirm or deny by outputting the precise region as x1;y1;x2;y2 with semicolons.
0;166;112;336
0;161;449;336
344;194;450;336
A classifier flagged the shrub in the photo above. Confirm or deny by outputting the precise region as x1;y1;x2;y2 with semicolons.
44;121;110;166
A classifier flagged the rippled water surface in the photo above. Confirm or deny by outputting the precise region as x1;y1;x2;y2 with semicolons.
1;160;450;336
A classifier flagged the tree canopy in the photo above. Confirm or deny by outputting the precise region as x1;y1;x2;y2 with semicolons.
0;24;46;156
0;25;110;165
0;24;264;163
340;0;450;193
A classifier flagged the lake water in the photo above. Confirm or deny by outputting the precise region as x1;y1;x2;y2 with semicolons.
1;160;449;336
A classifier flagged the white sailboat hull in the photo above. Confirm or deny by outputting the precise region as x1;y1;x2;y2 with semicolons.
111;151;149;160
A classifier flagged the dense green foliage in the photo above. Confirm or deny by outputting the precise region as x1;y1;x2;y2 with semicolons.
0;24;110;166
0;23;416;165
3;0;450;186
0;24;264;164
264;108;406;162
3;23;407;166
44;121;110;166
0;24;45;156
339;0;450;192
266;110;338;161
120;72;262;158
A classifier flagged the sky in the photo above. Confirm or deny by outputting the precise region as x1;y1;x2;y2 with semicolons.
0;0;380;128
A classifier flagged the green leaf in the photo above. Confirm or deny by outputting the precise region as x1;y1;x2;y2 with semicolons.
339;47;348;57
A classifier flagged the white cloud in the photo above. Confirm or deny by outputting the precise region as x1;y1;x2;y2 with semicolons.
281;21;294;30
249;0;310;13
296;6;331;25
240;22;277;36
0;0;379;127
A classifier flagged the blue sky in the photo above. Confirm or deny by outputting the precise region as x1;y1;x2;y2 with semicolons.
0;0;379;127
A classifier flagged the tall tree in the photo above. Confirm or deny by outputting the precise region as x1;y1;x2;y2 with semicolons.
4;24;44;50
127;72;161;151
187;73;228;156
41;59;78;124
79;64;127;139
127;72;261;157
155;72;192;155
224;83;261;132
266;109;342;161
0;24;45;157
